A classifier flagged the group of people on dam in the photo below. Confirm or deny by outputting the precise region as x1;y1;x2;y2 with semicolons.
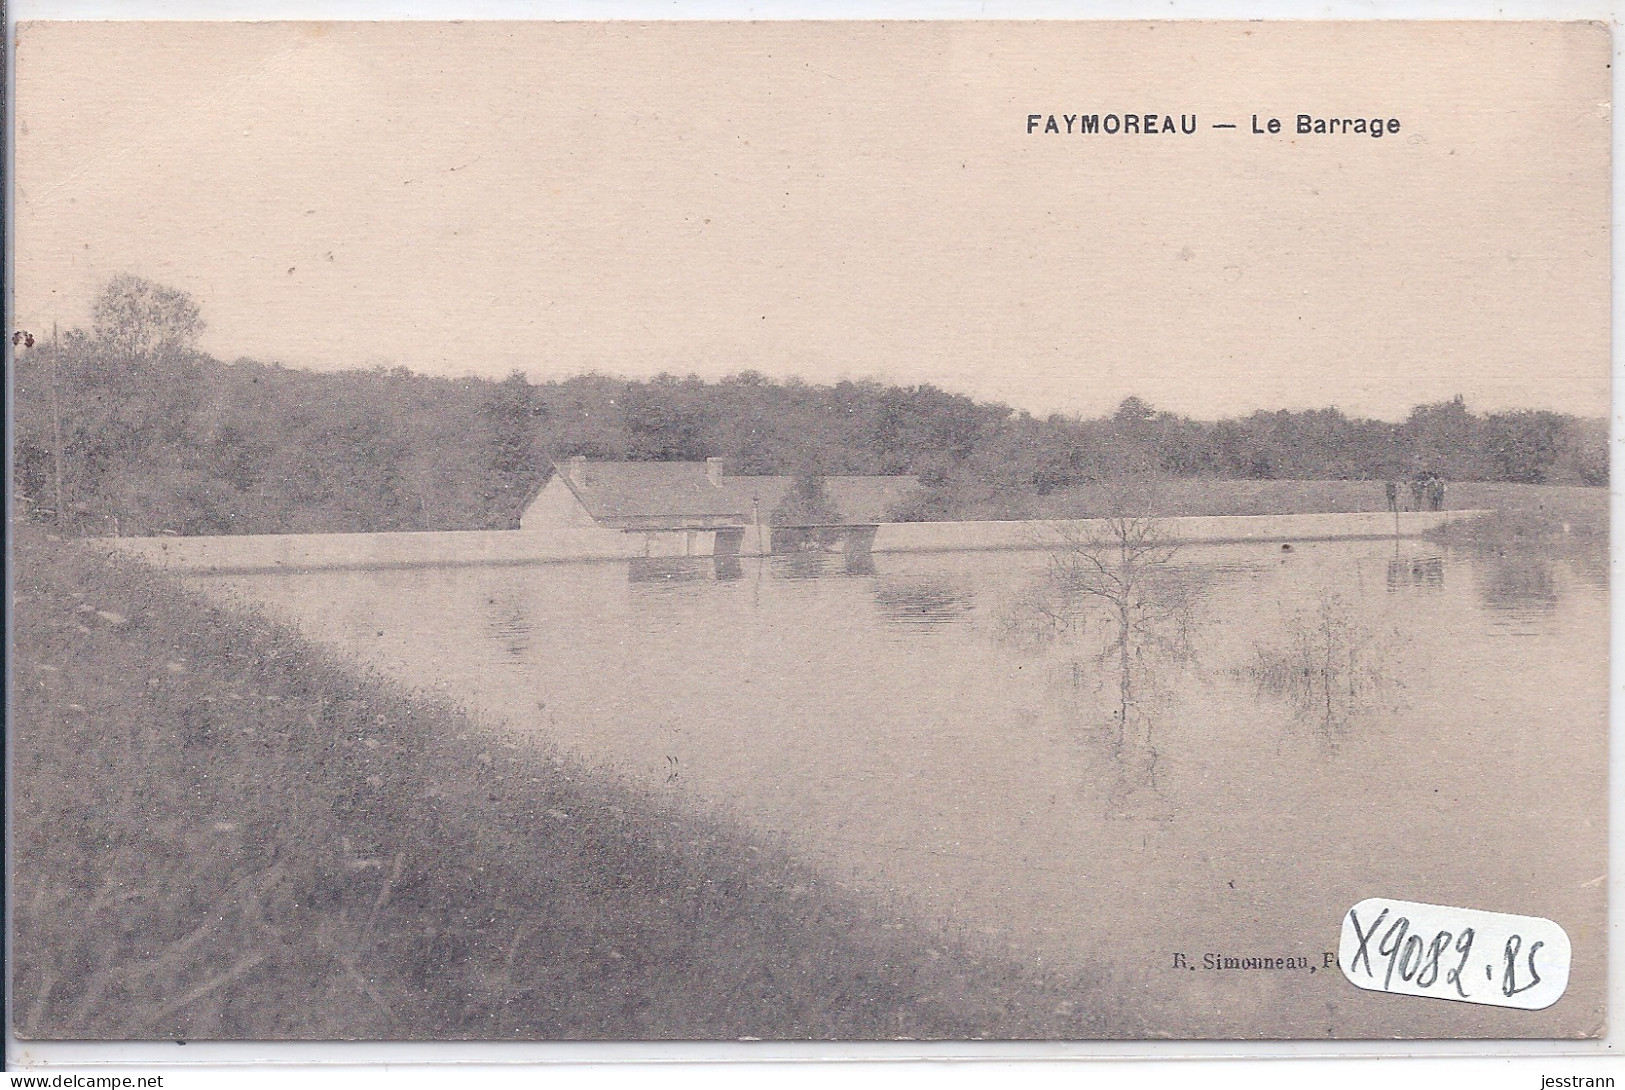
1384;474;1448;513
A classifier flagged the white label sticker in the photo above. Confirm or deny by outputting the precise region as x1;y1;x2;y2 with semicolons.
1338;898;1571;1010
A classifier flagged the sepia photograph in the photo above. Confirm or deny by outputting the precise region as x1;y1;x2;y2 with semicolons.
7;18;1611;1049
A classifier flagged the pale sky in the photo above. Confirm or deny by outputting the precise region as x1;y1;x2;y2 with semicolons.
14;20;1612;420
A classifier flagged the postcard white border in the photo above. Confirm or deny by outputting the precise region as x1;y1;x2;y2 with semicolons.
4;0;1620;1080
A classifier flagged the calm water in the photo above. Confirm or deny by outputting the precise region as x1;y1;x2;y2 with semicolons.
192;538;1607;1038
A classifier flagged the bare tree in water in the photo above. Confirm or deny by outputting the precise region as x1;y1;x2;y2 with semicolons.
1241;587;1405;751
1024;477;1200;807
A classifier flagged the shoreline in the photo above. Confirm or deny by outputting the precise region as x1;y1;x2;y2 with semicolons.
92;509;1493;575
12;526;1137;1040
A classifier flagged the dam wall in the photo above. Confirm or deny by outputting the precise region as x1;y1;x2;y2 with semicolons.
96;509;1490;575
869;509;1485;554
96;526;640;575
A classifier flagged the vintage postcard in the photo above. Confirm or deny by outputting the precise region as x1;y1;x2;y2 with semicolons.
8;20;1610;1047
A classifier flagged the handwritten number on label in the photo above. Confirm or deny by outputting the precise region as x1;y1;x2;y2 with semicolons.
1347;906;1387;977
1347;909;1477;999
1340;899;1568;1010
1399;932;1426;983
1446;928;1475;998
1416;929;1449;989
1501;935;1543;998
1377;915;1410;991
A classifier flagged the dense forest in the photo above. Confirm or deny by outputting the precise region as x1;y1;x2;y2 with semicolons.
11;278;1609;537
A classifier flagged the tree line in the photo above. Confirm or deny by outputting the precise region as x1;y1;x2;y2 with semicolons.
11;277;1608;537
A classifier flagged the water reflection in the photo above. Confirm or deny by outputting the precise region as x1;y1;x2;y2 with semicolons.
482;590;534;662
1476;555;1558;617
1386;552;1445;592
1240;588;1405;753
1564;544;1608;591
189;535;1608;1038
769;552;874;579
995;518;1202;819
390;538;1571;831
628;556;745;583
772;552;836;580
844;553;876;577
871;578;975;627
629;557;714;584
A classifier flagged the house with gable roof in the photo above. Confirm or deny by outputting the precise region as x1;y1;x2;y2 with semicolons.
519;457;916;533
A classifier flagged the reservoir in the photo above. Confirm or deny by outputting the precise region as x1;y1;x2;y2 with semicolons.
185;536;1606;1038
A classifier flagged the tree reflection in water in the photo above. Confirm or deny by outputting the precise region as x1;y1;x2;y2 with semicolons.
1241;588;1405;752
999;482;1202;816
1476;554;1559;617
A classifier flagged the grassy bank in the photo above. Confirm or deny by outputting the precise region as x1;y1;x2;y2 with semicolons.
1427;481;1606;544
11;526;1135;1041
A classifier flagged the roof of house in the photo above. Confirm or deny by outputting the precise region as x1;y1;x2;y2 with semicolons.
549;461;917;525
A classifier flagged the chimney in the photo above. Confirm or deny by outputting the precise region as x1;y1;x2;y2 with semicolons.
567;455;587;488
706;457;725;487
